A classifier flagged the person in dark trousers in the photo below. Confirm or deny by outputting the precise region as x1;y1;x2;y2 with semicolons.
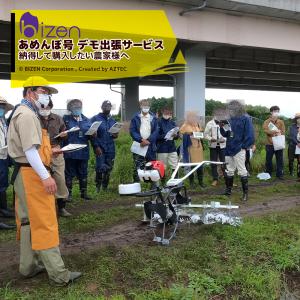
156;107;179;181
130;99;158;182
262;106;285;179
91;100;119;192
288;113;300;179
204;109;226;186
63;99;93;201
39;100;72;217
220;100;255;201
0;97;15;229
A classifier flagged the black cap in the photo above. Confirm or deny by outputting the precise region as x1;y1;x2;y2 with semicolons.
101;100;112;108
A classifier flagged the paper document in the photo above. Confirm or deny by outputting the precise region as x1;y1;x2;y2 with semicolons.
165;127;179;140
85;121;102;136
54;126;80;138
192;132;204;139
268;122;279;132
211;126;218;140
130;141;148;157
108;122;124;134
60;144;87;153
295;146;300;155
249;148;254;159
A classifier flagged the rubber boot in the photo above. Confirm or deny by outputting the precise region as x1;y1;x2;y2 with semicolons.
297;162;300;181
224;176;233;196
102;173;110;191
65;179;73;202
197;169;206;188
189;174;196;189
240;176;248;201
289;160;294;176
80;178;92;200
0;191;14;218
95;172;103;193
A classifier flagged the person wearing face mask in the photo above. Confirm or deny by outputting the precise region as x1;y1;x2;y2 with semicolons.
0;97;16;229
263;106;285;179
63;99;93;201
130;99;159;182
204;109;227;186
180;111;206;188
39;100;71;217
220;100;255;201
7;76;81;286
91;100;118;192
287;113;300;179
156;107;179;180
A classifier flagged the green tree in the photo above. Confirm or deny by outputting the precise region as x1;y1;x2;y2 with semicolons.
205;99;226;116
146;96;173;116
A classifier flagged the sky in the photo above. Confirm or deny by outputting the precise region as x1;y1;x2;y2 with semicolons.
1;80;299;118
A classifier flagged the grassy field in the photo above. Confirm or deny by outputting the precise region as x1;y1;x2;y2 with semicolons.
0;131;299;300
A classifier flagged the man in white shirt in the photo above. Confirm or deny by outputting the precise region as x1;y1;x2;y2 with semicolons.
204;110;226;186
129;99;159;182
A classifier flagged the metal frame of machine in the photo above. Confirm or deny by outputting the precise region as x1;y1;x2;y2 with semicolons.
120;161;242;246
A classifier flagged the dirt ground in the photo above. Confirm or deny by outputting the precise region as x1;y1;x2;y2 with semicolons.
0;187;299;288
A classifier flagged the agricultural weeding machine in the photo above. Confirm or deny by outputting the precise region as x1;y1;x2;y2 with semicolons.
119;160;242;245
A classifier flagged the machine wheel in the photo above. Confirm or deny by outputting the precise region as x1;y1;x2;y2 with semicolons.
150;191;179;245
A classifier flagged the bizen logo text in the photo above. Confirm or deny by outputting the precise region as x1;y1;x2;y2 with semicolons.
19;12;81;39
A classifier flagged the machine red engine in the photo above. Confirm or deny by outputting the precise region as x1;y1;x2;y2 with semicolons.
138;160;165;182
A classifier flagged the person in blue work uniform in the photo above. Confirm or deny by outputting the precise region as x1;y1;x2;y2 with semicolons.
130;99;158;182
156;107;179;180
91;100;119;192
220;100;255;201
63;99;92;201
0;97;15;229
288;113;300;179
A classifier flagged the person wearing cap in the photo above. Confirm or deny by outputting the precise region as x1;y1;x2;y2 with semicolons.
263;106;285;179
91;100;118;192
39;100;72;217
156;107;179;181
130;99;159;182
0;96;15;229
7;76;81;285
287;113;300;179
63;99;92;200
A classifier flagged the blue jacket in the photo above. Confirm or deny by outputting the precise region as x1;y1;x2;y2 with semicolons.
288;124;300;146
181;134;192;163
62;114;91;160
220;115;255;156
129;112;158;160
157;118;177;153
90;113;117;155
